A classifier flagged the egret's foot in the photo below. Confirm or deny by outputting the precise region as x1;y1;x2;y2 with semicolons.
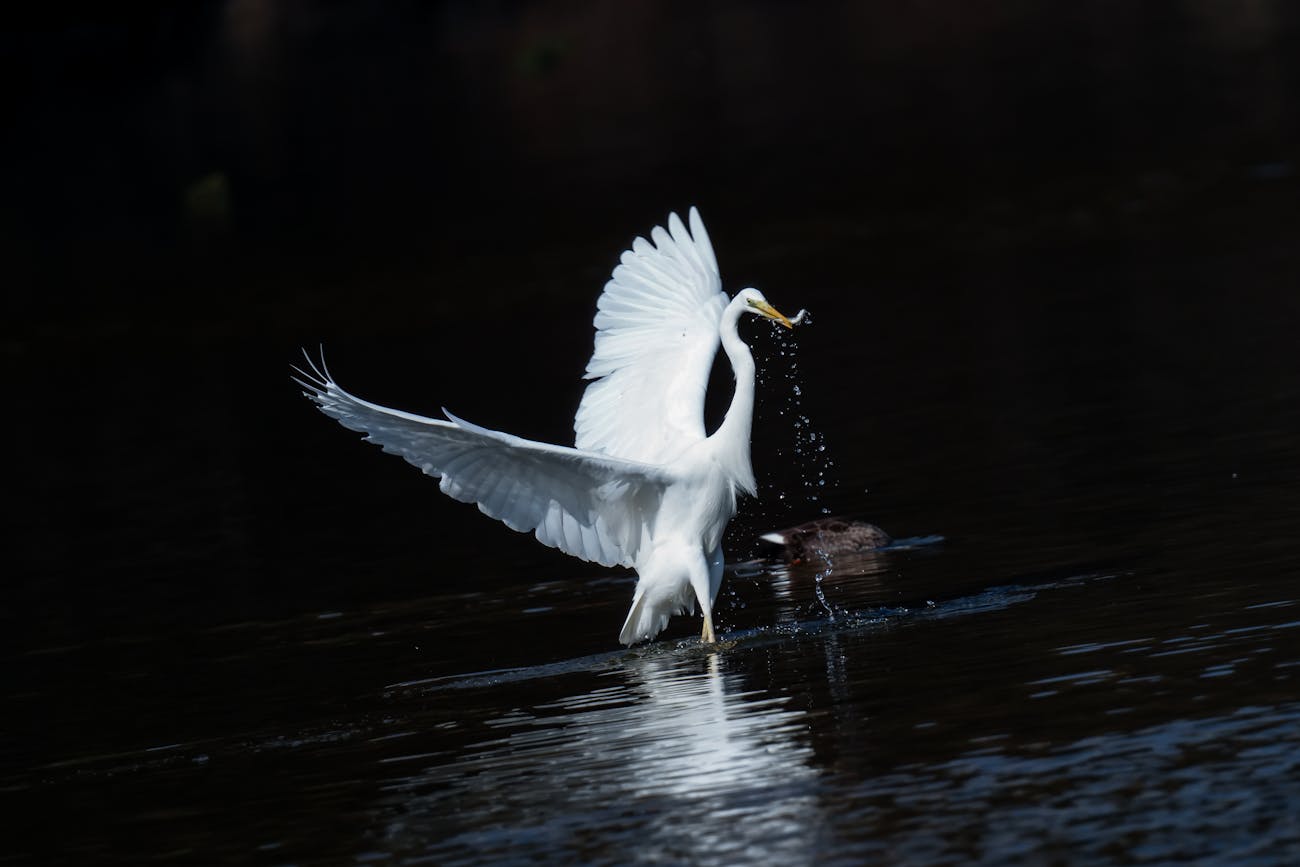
701;614;716;644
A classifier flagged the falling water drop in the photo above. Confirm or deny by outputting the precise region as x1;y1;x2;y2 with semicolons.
813;548;836;620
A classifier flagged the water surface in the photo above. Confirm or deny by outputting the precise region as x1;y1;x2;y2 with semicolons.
8;199;1300;862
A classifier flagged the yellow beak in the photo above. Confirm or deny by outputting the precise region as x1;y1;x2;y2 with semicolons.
749;299;794;329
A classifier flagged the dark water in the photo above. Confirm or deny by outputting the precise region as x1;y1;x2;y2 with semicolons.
9;187;1300;864
8;3;1300;865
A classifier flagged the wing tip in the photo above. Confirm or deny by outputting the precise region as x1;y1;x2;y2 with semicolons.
293;345;339;392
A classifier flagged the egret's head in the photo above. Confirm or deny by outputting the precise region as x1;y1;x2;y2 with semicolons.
739;287;795;329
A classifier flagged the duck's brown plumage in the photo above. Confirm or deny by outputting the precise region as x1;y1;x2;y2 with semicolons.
759;517;892;561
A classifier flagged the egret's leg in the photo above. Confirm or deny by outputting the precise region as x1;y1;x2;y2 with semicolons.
706;545;725;607
688;550;717;645
698;545;724;644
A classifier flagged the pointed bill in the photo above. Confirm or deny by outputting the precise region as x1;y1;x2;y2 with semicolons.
747;298;795;329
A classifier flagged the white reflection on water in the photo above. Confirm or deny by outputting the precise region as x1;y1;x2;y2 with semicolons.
380;652;823;865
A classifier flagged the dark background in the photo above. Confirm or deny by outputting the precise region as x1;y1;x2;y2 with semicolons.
6;0;1300;641
8;2;1298;333
7;5;1300;863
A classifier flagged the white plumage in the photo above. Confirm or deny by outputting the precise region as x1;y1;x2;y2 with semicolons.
295;207;798;645
576;210;726;465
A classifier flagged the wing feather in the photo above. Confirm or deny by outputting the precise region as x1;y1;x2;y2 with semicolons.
688;208;719;275
297;363;669;567
574;206;728;464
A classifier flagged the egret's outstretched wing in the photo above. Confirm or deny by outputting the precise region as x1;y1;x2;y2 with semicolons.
575;207;728;464
295;357;670;568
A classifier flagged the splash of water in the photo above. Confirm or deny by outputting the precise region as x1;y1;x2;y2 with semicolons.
759;314;844;619
770;319;839;517
812;548;836;620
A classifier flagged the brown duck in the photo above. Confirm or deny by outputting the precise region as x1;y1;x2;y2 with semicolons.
759;517;892;563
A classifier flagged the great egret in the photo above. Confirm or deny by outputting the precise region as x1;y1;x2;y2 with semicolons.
295;207;802;645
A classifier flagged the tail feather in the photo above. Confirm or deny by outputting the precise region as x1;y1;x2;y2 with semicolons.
619;589;695;646
620;593;667;646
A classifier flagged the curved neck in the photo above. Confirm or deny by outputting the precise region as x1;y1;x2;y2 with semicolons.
711;297;758;496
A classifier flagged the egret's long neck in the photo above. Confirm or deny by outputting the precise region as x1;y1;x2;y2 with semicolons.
711;299;758;496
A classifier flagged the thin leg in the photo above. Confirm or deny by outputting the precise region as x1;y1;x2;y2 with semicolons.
688;549;718;645
706;546;725;607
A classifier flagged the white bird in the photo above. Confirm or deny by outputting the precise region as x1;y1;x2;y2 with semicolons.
294;207;800;645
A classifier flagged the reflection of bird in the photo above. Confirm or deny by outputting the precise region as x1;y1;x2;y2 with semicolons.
759;517;892;562
296;208;803;645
